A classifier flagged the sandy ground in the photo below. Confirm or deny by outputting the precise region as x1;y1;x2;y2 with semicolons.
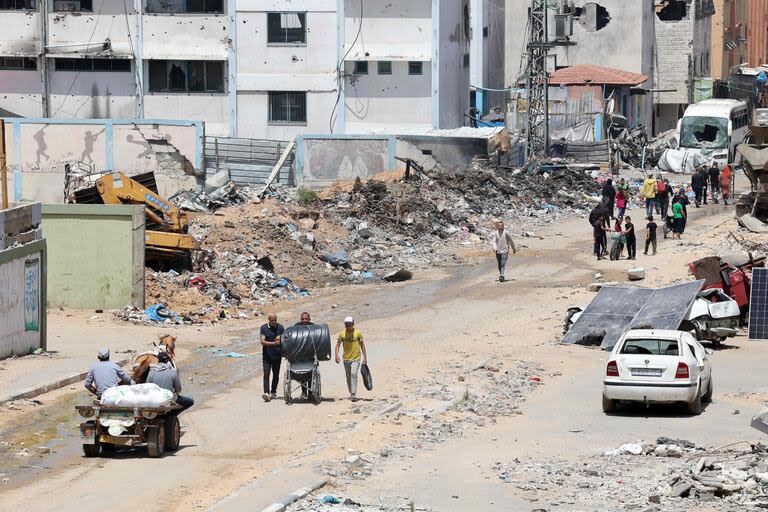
0;176;763;512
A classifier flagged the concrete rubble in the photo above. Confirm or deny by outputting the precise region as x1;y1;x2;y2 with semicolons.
116;160;603;323
495;439;768;511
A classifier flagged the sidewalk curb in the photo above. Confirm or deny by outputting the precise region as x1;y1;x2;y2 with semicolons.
256;479;327;512
0;357;130;405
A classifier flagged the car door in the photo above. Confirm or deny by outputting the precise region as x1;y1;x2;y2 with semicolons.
685;337;709;392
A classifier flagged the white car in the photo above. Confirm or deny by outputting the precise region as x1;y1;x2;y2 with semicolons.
602;329;713;415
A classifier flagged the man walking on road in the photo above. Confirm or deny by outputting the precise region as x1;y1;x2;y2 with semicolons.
260;313;284;402
491;220;517;283
84;348;133;398
335;317;368;402
294;311;314;398
709;163;720;203
692;168;705;207
642;174;658;218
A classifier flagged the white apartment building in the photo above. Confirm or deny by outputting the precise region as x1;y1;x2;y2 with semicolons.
0;0;473;138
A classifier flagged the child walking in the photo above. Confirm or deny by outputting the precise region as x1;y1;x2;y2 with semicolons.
624;216;636;260
644;215;657;256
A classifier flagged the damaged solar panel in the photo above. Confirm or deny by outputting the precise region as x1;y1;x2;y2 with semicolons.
561;280;704;350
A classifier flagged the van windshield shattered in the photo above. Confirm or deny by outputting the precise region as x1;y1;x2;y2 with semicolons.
680;116;728;149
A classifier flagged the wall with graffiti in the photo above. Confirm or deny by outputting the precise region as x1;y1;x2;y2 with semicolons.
3;118;204;203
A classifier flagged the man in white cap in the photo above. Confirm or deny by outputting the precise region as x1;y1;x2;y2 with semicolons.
84;348;134;398
335;316;368;402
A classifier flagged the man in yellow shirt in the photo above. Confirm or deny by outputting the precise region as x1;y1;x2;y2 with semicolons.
642;173;658;218
335;316;368;402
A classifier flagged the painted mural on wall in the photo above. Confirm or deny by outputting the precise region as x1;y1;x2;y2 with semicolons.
303;139;389;183
24;257;40;332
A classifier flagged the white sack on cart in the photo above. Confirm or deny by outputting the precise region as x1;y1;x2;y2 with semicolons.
100;383;173;408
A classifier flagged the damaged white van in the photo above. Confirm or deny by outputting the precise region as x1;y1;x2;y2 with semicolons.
677;99;749;165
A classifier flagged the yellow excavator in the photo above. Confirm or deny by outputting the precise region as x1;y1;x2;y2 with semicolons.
73;171;200;268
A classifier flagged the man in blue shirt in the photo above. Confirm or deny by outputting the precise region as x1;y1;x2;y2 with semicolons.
260;313;285;402
84;348;133;398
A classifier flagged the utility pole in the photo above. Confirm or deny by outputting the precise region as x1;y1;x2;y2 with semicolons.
524;0;551;161
1;119;7;209
40;0;50;117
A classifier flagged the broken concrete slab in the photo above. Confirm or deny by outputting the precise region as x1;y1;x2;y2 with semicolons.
738;214;768;233
750;406;768;436
587;281;619;292
627;267;646;281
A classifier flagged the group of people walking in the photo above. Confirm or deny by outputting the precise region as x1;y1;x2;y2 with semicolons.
260;312;368;403
590;163;733;260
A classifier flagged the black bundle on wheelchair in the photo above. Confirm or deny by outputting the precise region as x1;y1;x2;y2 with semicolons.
281;323;332;362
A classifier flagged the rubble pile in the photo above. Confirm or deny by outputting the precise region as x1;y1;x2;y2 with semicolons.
320;360;544;482
613;127;678;170
496;440;768;511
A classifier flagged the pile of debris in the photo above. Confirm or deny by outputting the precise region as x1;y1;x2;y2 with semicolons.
496;439;768;511
613;127;678;170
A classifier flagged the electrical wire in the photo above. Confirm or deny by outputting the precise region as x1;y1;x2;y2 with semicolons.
51;0;107;117
329;0;363;133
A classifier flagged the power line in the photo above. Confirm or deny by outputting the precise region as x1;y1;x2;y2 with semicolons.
329;0;363;133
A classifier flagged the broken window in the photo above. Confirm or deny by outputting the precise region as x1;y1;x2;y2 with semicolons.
377;61;392;75
148;60;225;93
267;12;307;44
408;61;423;75
268;91;306;124
353;61;368;75
146;0;222;13
0;0;34;9
55;58;130;72
0;57;37;70
53;0;92;12
679;116;728;150
577;2;610;32
656;0;686;21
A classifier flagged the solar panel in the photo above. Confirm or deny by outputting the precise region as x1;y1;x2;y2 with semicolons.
749;268;768;341
562;280;704;351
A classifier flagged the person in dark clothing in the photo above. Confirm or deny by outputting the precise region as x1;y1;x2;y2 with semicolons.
624;216;636;260
691;169;705;207
260;313;285;402
644;215;657;255
708;163;720;203
601;179;616;220
293;311;315;398
660;179;674;220
146;351;194;412
593;214;606;260
674;188;690;233
700;168;708;205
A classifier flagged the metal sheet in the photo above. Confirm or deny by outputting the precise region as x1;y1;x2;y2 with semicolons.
749;268;768;341
562;280;705;350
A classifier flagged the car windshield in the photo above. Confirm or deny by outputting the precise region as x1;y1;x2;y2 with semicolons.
680;116;728;149
620;339;679;356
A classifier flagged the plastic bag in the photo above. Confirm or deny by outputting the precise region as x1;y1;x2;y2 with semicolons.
100;383;173;408
360;363;373;391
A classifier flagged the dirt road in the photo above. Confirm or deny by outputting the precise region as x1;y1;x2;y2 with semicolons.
1;199;761;512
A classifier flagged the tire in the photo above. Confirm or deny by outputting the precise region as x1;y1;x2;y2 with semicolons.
100;442;116;455
312;371;322;405
164;415;181;451
82;441;101;458
703;377;713;403
687;387;703;415
284;365;292;405
609;241;622;261
602;394;615;413
146;424;165;458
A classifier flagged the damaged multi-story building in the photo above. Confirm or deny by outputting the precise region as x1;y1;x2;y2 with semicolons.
0;0;477;138
504;0;715;135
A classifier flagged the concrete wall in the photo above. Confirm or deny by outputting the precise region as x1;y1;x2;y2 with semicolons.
436;0;471;129
747;0;768;68
0;239;47;358
296;134;396;189
711;0;749;81
42;204;145;310
3;118;203;203
236;1;337;140
343;0;432;60
470;0;505;113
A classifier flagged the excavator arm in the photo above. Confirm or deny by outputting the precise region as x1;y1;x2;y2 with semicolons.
91;172;200;253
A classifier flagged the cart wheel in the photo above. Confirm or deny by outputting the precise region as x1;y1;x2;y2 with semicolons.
82;438;101;458
312;370;322;405
284;364;292;405
82;421;100;457
164;415;181;451
147;423;166;458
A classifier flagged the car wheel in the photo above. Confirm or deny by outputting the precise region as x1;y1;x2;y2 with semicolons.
688;388;703;415
602;394;615;414
703;378;713;403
